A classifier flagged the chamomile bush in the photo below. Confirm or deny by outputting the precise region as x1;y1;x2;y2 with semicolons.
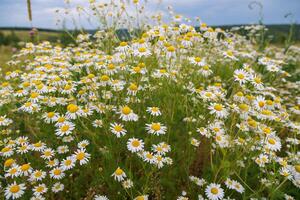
0;1;300;200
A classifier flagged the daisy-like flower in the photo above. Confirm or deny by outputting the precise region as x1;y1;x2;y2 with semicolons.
119;106;139;121
189;56;206;66
127;83;140;96
189;176;206;186
133;47;151;57
208;103;229;118
78;140;89;149
29;170;46;182
232;180;244;193
199;65;213;77
143;151;155;164
122;179;134;189
55;122;75;137
52;182;64;193
254;96;266;111
265;135;282;152
110;123;127;137
61;156;76;170
205;183;224;200
1;146;14;157
20;163;33;176
41;148;55;160
92;119;103;128
146;122;167;135
5;182;26;199
74;148;91;165
223;50;237;60
127;138;144;153
146;107;161;116
94;195;109;200
234;69;249;85
42;112;58;123
50;167;65;180
31;141;46;152
33;184;48;196
134;195;149;200
57;145;69;154
66;104;82;119
0;115;13;126
250;74;264;90
5;165;20;178
112;167;126;182
116;41;130;53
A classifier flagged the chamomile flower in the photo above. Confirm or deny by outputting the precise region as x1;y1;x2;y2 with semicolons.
50;167;65;180
52;182;64;193
265;135;281;152
94;195;109;200
5;182;26;199
234;69;249;85
66;104;82;119
61;156;76;170
29;170;46;182
119;106;139;121
32;184;47;196
146;107;161;116
112;167;126;182
110;123;127;137
122;179;134;189
209;103;229;118
55;122;75;136
74;148;91;165
127;138;144;153
146;122;167;135
134;195;148;200
205;183;224;200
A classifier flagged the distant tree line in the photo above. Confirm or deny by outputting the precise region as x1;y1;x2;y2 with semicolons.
0;24;299;48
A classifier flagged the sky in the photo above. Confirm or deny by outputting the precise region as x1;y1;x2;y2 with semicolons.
0;0;299;29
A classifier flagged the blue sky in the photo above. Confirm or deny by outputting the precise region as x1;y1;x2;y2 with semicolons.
0;0;299;29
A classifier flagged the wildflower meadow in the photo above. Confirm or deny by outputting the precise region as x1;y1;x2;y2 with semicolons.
0;0;299;200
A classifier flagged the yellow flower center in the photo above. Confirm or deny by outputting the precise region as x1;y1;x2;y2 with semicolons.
10;185;20;193
268;138;276;145
115;168;124;175
30;92;39;98
258;101;265;107
167;46;176;52
65;160;72;166
67;104;79;113
237;74;245;79
76;152;85;160
211;187;219;194
138;47;146;53
132;140;140;147
4;159;15;167
34;171;42;177
21;164;30;171
151;123;161;131
295;164;300;173
120;41;128;46
36;186;44;193
47;112;55;118
129;83;138;91
194;57;201;62
61;125;70;132
114;125;123;132
53;169;61;176
122;106;131;115
101;75;110;81
214;104;223;111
